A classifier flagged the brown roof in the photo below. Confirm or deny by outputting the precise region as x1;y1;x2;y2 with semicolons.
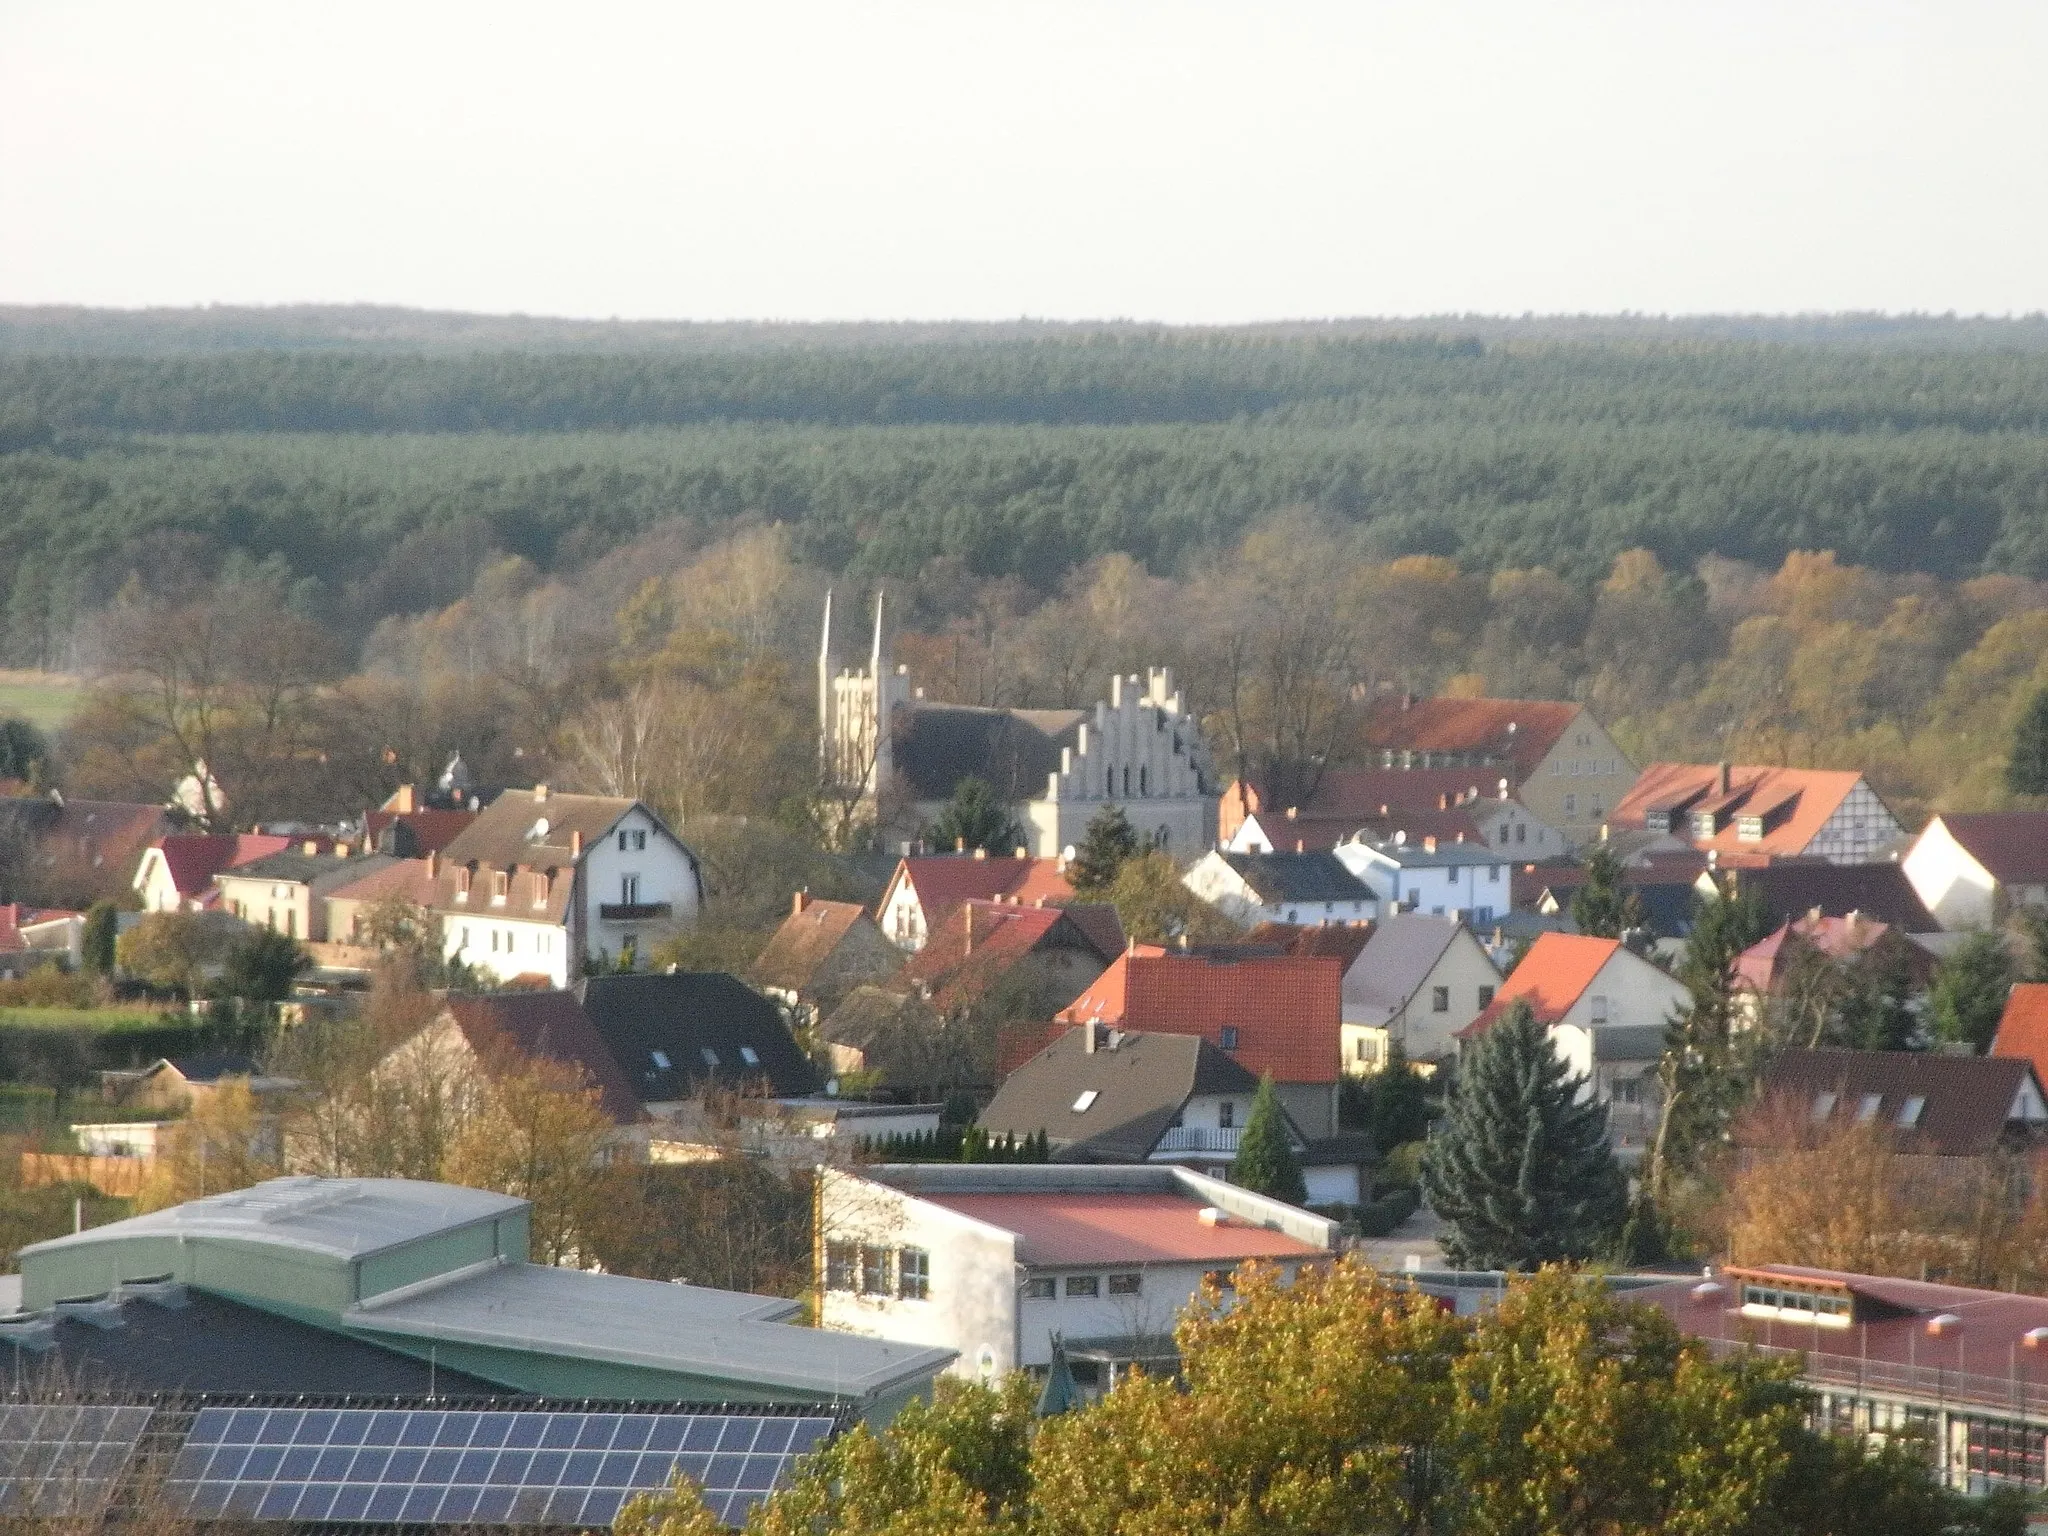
439;990;641;1123
1747;1048;2044;1158
1613;763;1884;860
1929;812;2048;887
364;808;479;857
439;789;665;878
1359;696;1584;783
1714;860;1939;933
747;898;877;994
895;902;1089;1013
324;857;438;907
880;854;1074;926
1053;901;1127;961
979;1027;1265;1161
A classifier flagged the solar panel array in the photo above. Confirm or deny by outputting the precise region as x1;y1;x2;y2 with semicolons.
0;1403;154;1516
163;1406;836;1527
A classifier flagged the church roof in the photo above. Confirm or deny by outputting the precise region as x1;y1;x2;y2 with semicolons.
891;706;1080;802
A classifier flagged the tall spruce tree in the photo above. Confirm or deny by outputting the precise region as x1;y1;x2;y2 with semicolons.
1231;1074;1307;1206
1929;929;2016;1052
1570;842;1647;942
927;776;1023;855
1421;1001;1626;1268
1070;803;1141;896
2010;686;2048;797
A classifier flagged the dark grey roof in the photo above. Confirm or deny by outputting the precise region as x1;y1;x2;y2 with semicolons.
1218;851;1375;905
979;1027;1265;1160
890;706;1080;803
17;1287;512;1398
577;973;820;1101
1719;861;1940;934
1348;915;1472;1020
1748;1049;2042;1158
167;1054;261;1083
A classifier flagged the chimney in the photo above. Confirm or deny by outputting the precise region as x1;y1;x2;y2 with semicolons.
1423;835;1437;853
394;784;416;814
1013;846;1028;859
1286;806;1298;821
426;850;439;877
793;890;810;917
1453;831;1464;843
1438;792;1450;811
570;829;584;857
303;839;319;857
972;846;987;861
1716;760;1731;794
1295;839;1304;853
1084;1020;1097;1053
534;784;550;803
1600;822;1610;842
1379;803;1389;816
335;841;351;859
1402;691;1415;711
964;904;974;955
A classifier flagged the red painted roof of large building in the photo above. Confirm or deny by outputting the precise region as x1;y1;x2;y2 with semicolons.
1360;696;1583;783
922;1191;1325;1267
152;834;293;899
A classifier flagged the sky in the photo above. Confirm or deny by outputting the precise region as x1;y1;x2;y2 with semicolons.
2;0;2043;323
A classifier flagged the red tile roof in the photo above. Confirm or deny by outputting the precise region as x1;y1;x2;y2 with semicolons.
363;808;480;857
1360;696;1583;783
1613;763;1877;860
1929;812;2048;887
154;834;293;899
1992;983;2048;1090
1055;945;1168;1026
885;855;1074;925
440;990;641;1123
1462;933;1620;1036
897;901;1087;1013
921;1191;1325;1266
1114;953;1342;1084
748;898;874;994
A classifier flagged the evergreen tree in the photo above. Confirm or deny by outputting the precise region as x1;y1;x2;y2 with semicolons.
2010;685;2048;796
1364;1042;1432;1155
1929;929;2016;1052
1421;1001;1627;1268
1649;885;1772;1198
927;777;1023;856
80;900;118;978
0;718;47;785
1570;842;1646;942
221;927;310;1002
1069;803;1140;896
1231;1074;1307;1206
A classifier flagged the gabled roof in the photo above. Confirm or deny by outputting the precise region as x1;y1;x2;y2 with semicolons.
747;898;883;994
364;807;479;857
896;901;1110;1013
1926;812;2048;887
890;704;1081;803
1462;933;1622;1036
217;845;365;891
440;788;674;875
149;833;292;898
323;855;437;907
1715;860;1939;933
1733;913;1896;995
1054;901;1126;960
1613;763;1880;859
1359;696;1584;782
577;972;820;1102
1214;850;1376;905
440;990;642;1122
1991;983;2048;1091
1347;914;1478;1021
1749;1048;2045;1158
1244;921;1376;970
884;854;1074;921
1116;953;1342;1084
979;1027;1265;1161
0;795;172;871
1055;944;1168;1024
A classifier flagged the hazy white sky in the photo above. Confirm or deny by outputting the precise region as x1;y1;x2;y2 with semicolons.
2;0;2042;322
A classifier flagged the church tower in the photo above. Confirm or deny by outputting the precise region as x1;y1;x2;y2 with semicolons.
818;590;907;811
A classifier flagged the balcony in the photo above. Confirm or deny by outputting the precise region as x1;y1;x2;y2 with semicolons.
598;902;672;922
1154;1126;1242;1154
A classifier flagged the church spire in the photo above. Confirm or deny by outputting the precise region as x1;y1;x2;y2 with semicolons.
818;588;836;773
870;587;886;682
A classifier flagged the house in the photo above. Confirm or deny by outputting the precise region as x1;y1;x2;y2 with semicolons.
1334;834;1511;923
1989;983;2048;1089
874;851;1073;952
361;782;481;856
98;1054;295;1113
397;989;643;1125
0;902;85;973
134;833;292;913
819;593;1217;857
893;900;1116;1017
816;984;951;1086
17;1176;954;1427
1613;762;1906;866
1744;1048;2048;1165
1353;694;1635;847
431;787;704;986
1337;914;1502;1072
977;1025;1374;1203
0;793;176;906
1180;850;1377;928
1221;767;1566;861
1049;950;1343;1137
1729;912;1934;1029
321;855;438;948
748;894;902;1026
214;842;389;942
1902;811;2048;931
1702;859;1940;934
1547;1023;1667;1160
576;971;821;1112
817;1163;1338;1390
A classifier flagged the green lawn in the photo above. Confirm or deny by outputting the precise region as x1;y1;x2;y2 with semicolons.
0;1006;168;1032
0;672;85;733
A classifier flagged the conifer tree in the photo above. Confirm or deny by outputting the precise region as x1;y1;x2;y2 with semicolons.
2010;685;2048;797
1421;1001;1626;1268
927;777;1023;855
1070;803;1141;896
1929;929;2016;1052
1570;842;1646;941
1231;1074;1307;1206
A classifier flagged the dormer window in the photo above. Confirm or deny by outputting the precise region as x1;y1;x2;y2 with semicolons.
491;871;509;905
1220;1026;1240;1051
453;868;471;902
533;873;551;908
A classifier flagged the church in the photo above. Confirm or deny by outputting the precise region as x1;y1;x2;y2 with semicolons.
819;593;1217;858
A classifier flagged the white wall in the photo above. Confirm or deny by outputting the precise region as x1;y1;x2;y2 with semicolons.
1341;927;1502;1071
1903;817;1999;930
1553;949;1690;1034
1181;851;1377;928
134;849;184;913
1335;844;1510;923
443;916;570;987
581;803;702;968
878;872;930;951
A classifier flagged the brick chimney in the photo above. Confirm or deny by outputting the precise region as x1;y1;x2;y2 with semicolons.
303;839;319;856
570;829;583;857
393;784;416;814
426;850;438;877
964;904;974;955
534;784;550;803
1286;806;1298;821
1423;835;1437;853
793;890;810;917
1717;760;1732;794
972;847;987;861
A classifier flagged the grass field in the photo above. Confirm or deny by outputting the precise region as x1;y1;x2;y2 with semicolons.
0;1006;168;1032
0;671;84;733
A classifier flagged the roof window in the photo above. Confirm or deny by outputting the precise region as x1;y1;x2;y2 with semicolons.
650;1050;672;1071
1219;1026;1240;1051
1811;1091;1837;1120
739;1046;760;1066
1897;1095;1926;1128
1855;1092;1883;1123
1072;1090;1099;1113
701;1047;720;1068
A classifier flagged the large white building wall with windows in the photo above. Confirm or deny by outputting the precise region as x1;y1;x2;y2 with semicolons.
1024;670;1216;859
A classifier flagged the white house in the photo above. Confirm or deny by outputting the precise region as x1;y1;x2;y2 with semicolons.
1902;812;2048;931
1339;915;1502;1073
817;1163;1338;1392
430;788;703;986
872;852;1073;953
1334;835;1510;924
1181;850;1378;928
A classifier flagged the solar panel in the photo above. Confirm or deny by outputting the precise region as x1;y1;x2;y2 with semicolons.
164;1407;836;1527
0;1403;154;1516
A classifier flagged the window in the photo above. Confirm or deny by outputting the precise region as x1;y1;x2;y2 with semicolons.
1516;824;1527;844
1219;1026;1240;1051
1139;766;1149;795
1897;1095;1927;1128
1108;1273;1142;1296
826;1243;857;1291
1205;1269;1237;1292
1811;1090;1838;1121
1431;986;1450;1013
619;828;647;852
739;1046;760;1067
1614;1078;1641;1104
700;1047;720;1068
1488;864;1500;882
533;874;550;908
1564;794;1577;816
1218;1101;1236;1129
490;930;499;952
620;874;641;905
897;1248;930;1300
491;871;509;904
1855;1092;1883;1124
650;1050;672;1071
1065;1275;1100;1298
1071;1090;1099;1113
1589;994;1608;1024
1478;985;1495;1010
861;1246;891;1296
1025;1277;1056;1299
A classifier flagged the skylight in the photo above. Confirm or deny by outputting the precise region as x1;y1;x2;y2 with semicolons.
650;1050;672;1071
1810;1091;1837;1121
1897;1095;1927;1128
1855;1093;1883;1123
740;1046;761;1066
701;1047;720;1067
1072;1090;1099;1113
